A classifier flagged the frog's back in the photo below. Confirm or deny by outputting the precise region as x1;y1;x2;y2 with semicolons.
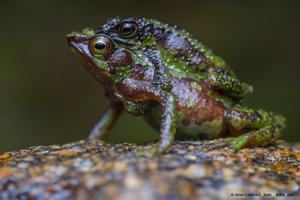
147;18;228;71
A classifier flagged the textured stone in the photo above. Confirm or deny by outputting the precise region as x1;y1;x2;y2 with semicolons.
0;139;299;200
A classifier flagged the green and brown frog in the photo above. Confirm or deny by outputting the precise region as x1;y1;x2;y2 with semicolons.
66;17;285;154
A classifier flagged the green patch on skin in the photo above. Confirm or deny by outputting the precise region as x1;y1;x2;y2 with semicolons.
198;116;224;139
207;90;235;108
176;115;223;139
143;35;156;47
92;56;108;70
210;56;226;68
134;34;156;49
131;51;154;67
185;98;197;108
82;27;95;37
177;121;201;138
66;32;77;38
187;38;226;68
191;81;202;91
160;49;205;80
112;65;131;83
66;28;95;38
231;135;248;150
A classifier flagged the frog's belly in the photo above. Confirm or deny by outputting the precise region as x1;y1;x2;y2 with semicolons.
143;105;226;140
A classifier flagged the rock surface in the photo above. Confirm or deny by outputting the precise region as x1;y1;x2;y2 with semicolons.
0;139;299;200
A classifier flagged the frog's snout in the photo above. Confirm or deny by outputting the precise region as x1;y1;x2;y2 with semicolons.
66;33;87;47
66;33;93;62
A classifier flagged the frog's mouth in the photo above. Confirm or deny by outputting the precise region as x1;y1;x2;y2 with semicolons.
66;33;93;64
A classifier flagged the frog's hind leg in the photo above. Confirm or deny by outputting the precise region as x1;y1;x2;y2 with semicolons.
224;106;286;150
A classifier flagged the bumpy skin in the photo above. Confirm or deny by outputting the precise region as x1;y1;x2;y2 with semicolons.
66;17;286;154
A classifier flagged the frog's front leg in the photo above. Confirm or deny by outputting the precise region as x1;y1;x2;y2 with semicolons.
224;106;286;150
88;105;123;140
156;94;176;153
146;48;172;91
117;78;177;154
207;69;253;99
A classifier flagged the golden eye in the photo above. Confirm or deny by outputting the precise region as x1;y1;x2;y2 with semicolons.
118;22;137;38
91;36;111;54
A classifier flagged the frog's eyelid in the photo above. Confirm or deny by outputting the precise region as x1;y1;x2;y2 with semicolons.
113;38;134;47
95;30;104;34
119;19;136;25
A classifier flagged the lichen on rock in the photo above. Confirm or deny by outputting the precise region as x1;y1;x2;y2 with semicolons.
0;139;299;200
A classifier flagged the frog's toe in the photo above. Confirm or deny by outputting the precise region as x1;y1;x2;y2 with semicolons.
206;138;233;151
136;143;173;157
136;144;160;157
230;135;249;151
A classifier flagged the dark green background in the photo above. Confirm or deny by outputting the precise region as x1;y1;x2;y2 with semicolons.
0;1;299;152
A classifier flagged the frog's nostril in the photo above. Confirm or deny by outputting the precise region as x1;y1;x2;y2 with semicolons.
66;32;78;43
66;37;76;49
66;32;76;38
66;33;88;44
66;33;76;44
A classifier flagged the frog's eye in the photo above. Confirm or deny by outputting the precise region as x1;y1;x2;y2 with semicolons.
91;36;111;55
118;22;138;38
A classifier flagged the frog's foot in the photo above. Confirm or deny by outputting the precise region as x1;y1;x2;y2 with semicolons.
88;129;104;140
225;106;286;151
88;106;122;140
206;138;233;151
136;144;158;157
136;93;176;157
137;144;158;157
207;69;253;99
230;124;282;151
136;143;173;157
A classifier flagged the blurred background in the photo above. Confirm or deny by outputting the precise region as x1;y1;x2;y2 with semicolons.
0;1;299;152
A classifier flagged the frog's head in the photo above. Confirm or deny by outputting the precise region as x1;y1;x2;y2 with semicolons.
66;25;134;85
66;17;172;85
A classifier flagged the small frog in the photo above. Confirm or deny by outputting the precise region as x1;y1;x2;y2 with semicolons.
66;17;285;154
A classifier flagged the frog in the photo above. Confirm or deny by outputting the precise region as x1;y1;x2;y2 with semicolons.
66;16;286;154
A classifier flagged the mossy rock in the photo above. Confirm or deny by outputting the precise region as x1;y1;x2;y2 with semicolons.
0;139;299;200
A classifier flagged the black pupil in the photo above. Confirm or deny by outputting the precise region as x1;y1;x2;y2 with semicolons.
122;23;134;35
95;42;106;50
